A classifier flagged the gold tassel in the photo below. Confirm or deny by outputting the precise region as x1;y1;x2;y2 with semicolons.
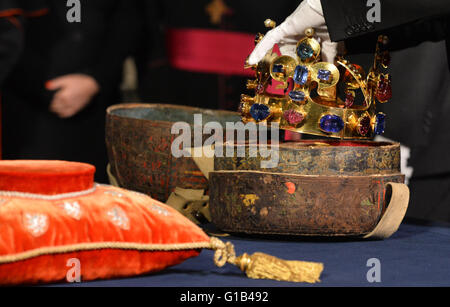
209;237;323;283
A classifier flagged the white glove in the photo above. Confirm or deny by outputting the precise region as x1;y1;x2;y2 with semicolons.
248;0;338;65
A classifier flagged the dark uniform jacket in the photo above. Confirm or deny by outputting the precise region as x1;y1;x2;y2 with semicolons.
1;0;140;182
135;0;299;111
0;1;49;83
0;0;49;158
322;0;450;222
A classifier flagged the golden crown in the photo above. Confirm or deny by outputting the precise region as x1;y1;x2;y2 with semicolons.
240;20;392;139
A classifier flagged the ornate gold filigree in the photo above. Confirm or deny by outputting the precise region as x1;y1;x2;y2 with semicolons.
241;21;391;139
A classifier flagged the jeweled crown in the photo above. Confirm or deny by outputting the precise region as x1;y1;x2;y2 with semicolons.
240;20;392;139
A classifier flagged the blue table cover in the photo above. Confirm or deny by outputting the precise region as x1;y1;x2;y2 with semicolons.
53;219;450;287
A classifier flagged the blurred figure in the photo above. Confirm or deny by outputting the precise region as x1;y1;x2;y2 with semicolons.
135;0;299;111
0;1;49;157
1;0;139;182
0;1;48;85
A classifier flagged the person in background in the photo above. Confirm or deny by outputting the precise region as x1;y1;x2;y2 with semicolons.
135;0;299;112
248;0;450;223
0;1;49;85
1;0;140;183
0;1;49;158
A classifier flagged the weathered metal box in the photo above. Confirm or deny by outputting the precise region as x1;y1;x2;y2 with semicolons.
106;103;240;202
209;140;407;237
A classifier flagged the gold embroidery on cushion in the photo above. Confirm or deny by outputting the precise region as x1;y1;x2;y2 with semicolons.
107;206;130;230
57;201;82;220
150;203;171;217
23;213;49;237
104;190;124;198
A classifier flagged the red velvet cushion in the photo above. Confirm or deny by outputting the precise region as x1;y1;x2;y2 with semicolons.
0;161;210;285
0;160;95;195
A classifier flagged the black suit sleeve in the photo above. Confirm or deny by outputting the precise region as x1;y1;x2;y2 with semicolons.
84;0;141;92
0;0;48;87
0;18;22;87
321;0;450;42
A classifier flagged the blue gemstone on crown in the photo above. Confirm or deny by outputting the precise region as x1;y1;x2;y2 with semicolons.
317;69;331;81
293;65;308;85
375;113;386;135
289;90;305;102
272;64;283;73
319;115;344;133
297;42;314;61
250;104;270;121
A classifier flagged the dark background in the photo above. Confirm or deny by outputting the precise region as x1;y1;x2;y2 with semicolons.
0;0;449;223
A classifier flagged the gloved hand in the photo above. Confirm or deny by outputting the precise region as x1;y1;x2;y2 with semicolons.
248;0;338;65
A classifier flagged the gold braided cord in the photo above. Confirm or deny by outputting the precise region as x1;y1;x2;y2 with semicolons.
0;185;97;201
210;237;236;267
0;236;324;283
0;240;212;264
209;237;324;283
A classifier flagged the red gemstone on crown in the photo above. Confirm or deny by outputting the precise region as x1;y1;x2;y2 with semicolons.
358;116;371;136
344;64;364;80
375;75;392;102
344;92;355;108
283;110;304;125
